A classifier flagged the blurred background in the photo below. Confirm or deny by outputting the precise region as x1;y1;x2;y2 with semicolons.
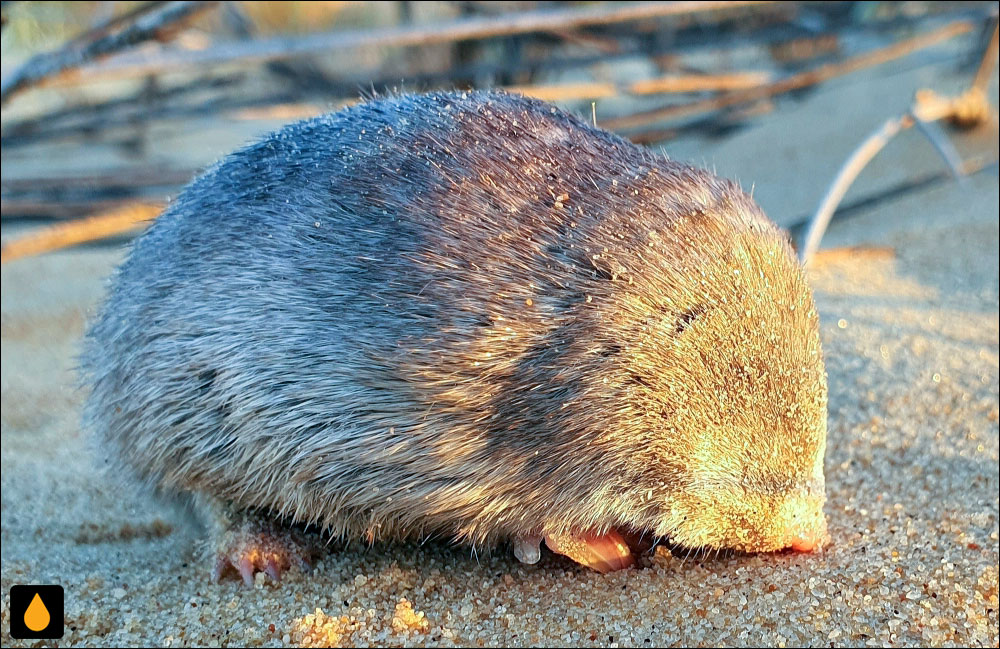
0;1;997;259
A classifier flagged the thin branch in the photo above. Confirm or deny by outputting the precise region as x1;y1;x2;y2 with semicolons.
808;245;896;266
503;71;772;102
972;22;998;93
1;203;162;263
62;1;170;51
911;115;967;181
545;27;621;54
786;153;997;242
503;82;618;102
629;71;772;94
799;86;996;265
0;1;218;105
798;115;910;266
1;198;150;219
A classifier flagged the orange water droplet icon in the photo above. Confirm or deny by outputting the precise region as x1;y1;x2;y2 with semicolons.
24;592;51;632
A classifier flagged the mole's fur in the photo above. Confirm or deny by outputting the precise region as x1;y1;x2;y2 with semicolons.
81;91;828;572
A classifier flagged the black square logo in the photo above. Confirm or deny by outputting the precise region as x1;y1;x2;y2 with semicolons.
9;585;64;639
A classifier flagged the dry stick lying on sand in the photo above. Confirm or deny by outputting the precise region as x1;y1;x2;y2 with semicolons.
625;102;777;145
0;203;162;264
0;1;217;105
505;71;773;102
972;17;1000;94
600;19;975;133
808;245;897;267
1;198;158;219
23;1;769;89
59;1;172;53
545;27;622;54
798;25;998;266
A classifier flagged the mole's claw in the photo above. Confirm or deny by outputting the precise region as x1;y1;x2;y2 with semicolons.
208;516;320;586
238;556;255;586
264;558;282;582
513;535;543;565
211;556;227;583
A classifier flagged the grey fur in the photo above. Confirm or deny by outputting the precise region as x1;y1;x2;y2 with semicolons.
81;90;827;555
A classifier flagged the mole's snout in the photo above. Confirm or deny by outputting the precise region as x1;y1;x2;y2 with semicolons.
776;491;829;553
783;509;829;553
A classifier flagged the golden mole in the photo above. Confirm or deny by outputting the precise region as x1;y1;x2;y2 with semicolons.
81;90;828;581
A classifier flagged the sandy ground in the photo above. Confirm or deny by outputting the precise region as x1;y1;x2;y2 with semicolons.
2;28;999;649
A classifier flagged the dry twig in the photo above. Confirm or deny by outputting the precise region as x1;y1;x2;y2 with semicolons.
0;1;217;105
798;77;996;265
1;202;162;264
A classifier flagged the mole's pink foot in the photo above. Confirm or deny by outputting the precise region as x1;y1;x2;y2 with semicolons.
210;519;315;586
543;528;635;573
